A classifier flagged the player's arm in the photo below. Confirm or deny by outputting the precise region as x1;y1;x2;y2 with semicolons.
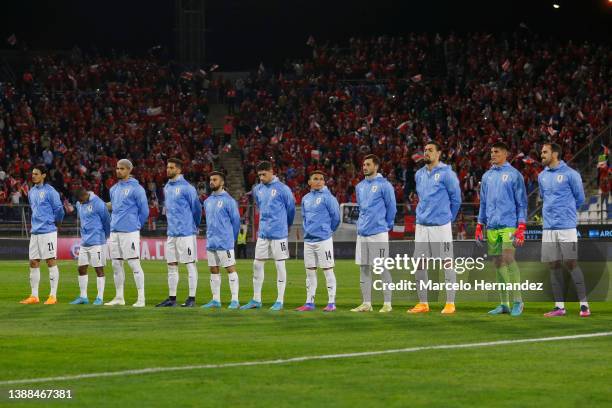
300;196;307;231
477;176;487;226
189;186;202;229
228;198;241;241
284;186;296;227
569;170;585;209
51;189;65;223
98;199;111;239
537;173;544;199
445;170;462;221
382;181;397;231
136;186;149;227
327;194;341;232
514;172;528;224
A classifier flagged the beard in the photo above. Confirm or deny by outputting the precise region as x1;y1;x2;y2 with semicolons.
423;157;432;164
211;184;222;192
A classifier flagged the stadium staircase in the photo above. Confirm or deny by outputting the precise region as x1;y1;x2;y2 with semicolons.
208;103;246;199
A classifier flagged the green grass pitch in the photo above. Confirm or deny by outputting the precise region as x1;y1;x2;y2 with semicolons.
1;259;611;407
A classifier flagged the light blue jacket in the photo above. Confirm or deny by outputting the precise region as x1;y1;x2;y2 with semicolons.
28;183;64;234
204;190;240;250
478;162;528;229
164;175;202;237
301;187;340;242
415;163;461;226
538;161;585;230
254;177;296;239
109;177;149;232
356;174;397;237
77;192;110;247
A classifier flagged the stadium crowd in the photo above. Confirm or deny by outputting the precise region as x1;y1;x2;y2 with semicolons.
233;31;609;213
0;31;609;222
0;53;220;213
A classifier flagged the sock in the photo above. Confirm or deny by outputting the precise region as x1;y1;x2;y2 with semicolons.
96;276;105;299
569;265;588;306
29;267;40;297
507;261;522;302
444;268;456;304
228;271;239;302
167;264;179;297
78;274;88;298
359;265;372;304
323;269;336;303
496;265;510;307
275;260;287;303
112;260;125;299
379;265;393;304
253;260;264;302
415;269;429;304
306;269;317;304
48;265;59;297
127;259;145;300
210;273;221;302
186;262;198;297
550;265;565;309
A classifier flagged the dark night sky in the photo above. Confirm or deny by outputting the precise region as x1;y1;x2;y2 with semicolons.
1;0;610;70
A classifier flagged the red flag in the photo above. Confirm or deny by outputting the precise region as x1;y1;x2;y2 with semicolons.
501;59;511;72
180;72;193;80
411;74;422;83
397;121;410;132
411;152;424;162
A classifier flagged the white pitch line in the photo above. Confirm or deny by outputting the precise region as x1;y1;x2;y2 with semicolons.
1;331;611;386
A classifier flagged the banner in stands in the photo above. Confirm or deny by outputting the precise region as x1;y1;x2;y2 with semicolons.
56;238;208;261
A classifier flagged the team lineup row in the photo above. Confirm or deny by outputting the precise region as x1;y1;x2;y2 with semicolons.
19;141;591;317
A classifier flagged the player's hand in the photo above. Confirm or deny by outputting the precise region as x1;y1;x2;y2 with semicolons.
106;202;112;211
474;223;484;241
513;223;526;247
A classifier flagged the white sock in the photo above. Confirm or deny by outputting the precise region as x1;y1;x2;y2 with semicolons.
186;262;198;297
167;264;179;297
555;302;565;309
210;273;221;302
78;275;88;298
323;269;336;303
580;302;589;307
306;269;317;304
228;271;239;302
275;260;287;303
127;259;145;300
112;260;125;299
48;265;59;297
29;267;40;298
96;276;105;299
253;260;264;302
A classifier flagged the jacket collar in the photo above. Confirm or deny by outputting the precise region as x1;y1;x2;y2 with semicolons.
545;160;566;172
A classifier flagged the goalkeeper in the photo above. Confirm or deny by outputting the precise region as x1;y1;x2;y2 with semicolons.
475;142;528;316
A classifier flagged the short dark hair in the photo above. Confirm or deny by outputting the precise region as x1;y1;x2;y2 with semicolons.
544;142;562;156
74;188;88;199
209;171;226;181
491;141;509;151
32;165;47;175
167;158;183;168
256;161;273;172
363;154;380;166
425;141;442;152
310;170;327;179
